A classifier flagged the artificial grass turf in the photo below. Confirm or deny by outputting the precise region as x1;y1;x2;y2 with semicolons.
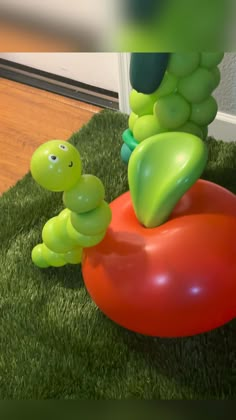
0;109;236;400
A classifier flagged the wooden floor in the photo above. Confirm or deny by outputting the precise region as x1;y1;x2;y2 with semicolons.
0;78;101;194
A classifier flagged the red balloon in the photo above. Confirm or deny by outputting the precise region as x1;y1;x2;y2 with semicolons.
170;179;236;219
82;180;236;337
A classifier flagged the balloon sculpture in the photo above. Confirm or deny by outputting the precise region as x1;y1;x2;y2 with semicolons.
31;53;236;338
31;140;111;268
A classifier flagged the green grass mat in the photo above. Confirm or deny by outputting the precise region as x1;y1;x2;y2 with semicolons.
1;109;236;399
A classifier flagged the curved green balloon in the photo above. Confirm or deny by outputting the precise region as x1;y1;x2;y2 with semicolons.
155;71;178;99
200;52;224;69
133;114;165;142
168;53;200;78
67;217;106;248
63;174;105;213
178;68;215;104
128;132;208;228
176;121;203;139
64;247;83;264
42;244;66;267
70;201;112;236
190;96;218;127
42;216;77;253
128;112;138;131
211;67;221;89
154;93;190;130
32;243;66;268
129;90;157;116
58;208;71;221
30;140;82;192
32;244;49;268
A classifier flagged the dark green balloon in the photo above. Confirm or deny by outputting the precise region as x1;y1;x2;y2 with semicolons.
126;0;165;22
121;143;132;164
130;53;170;94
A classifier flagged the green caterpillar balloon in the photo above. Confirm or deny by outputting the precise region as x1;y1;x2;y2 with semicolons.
30;140;111;268
121;52;224;163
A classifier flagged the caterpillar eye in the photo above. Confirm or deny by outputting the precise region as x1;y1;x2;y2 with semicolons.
48;154;59;163
59;144;68;151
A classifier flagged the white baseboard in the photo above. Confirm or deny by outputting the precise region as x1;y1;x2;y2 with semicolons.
209;112;236;142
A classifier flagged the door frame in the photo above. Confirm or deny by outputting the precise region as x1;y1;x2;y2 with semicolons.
117;53;131;114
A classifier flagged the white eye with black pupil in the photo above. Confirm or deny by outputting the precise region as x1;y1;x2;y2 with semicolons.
59;144;68;151
48;154;59;163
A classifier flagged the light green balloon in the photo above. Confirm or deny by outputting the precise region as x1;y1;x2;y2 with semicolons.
58;208;71;221
128;112;138;131
154;93;190;130
168;53;200;77
42;244;66;267
70;201;112;236
42;216;77;253
178;68;215;103
155;72;178;99
63;174;105;213
56;213;81;250
42;217;58;250
128;132;208;228
129;90;156;116
30;140;82;192
67;217;106;248
32;244;50;268
176;121;203;139
200;52;224;69
133;115;165;142
64;247;83;264
190;96;218;126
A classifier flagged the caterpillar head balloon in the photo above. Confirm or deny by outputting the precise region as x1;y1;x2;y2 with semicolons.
30;140;82;192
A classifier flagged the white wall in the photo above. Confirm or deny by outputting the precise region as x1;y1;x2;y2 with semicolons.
0;53;119;92
209;53;236;141
215;53;236;114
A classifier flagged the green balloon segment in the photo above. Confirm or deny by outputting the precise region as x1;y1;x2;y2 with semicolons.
128;132;208;228
178;68;215;104
154;93;191;129
168;53;200;78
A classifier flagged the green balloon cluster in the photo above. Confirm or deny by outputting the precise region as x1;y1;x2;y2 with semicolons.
123;52;224;161
31;140;112;268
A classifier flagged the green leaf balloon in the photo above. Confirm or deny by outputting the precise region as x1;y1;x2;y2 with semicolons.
128;132;208;228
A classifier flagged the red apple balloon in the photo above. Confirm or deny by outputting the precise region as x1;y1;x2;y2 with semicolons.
82;133;236;337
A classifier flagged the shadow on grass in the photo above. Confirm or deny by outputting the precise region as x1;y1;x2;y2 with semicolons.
118;316;236;398
38;264;84;290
